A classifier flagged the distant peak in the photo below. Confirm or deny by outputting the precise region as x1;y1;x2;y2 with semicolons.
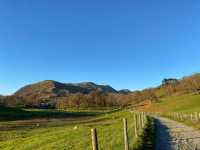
78;82;96;85
119;89;132;94
40;80;57;83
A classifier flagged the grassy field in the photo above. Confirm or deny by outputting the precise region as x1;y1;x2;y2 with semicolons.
0;107;139;150
140;93;200;131
141;93;200;113
0;106;107;121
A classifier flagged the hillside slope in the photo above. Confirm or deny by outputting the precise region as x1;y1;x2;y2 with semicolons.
15;80;118;96
141;94;200;113
0;111;137;150
13;80;118;106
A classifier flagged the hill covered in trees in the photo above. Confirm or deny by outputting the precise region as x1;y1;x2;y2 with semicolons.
0;80;131;108
1;73;200;109
153;73;200;97
15;80;118;96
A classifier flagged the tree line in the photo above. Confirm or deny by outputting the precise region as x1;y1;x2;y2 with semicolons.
0;91;133;108
1;73;200;109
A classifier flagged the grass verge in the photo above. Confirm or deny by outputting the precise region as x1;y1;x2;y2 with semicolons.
0;110;139;150
136;117;155;150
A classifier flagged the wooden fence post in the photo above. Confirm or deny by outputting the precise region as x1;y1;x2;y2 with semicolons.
140;113;142;128
123;118;129;150
198;113;200;121
144;112;146;124
180;113;183;121
195;112;198;121
143;112;146;125
137;113;141;132
190;113;193;121
91;128;98;150
134;114;138;138
141;112;144;128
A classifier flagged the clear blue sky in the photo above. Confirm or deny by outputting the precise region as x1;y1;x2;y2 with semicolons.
1;0;200;95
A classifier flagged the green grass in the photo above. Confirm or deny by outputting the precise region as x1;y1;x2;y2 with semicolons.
146;93;200;113
0;108;138;150
145;93;200;132
0;106;108;121
136;117;155;150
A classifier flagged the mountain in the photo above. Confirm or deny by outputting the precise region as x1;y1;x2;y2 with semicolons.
119;89;132;94
14;80;118;102
75;82;118;93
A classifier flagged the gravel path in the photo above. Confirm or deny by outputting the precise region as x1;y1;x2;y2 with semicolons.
155;117;200;150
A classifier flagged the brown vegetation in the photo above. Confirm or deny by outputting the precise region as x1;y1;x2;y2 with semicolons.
1;73;200;109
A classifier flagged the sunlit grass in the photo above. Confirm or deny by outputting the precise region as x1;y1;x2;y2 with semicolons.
145;94;200;113
145;93;200;132
0;110;138;150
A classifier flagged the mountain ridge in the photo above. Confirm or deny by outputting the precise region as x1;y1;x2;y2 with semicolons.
14;80;119;98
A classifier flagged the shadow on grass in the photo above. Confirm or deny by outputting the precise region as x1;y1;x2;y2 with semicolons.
0;106;102;121
136;117;156;150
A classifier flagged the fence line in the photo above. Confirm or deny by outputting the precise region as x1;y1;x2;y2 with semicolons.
90;111;148;150
155;111;200;149
166;112;200;123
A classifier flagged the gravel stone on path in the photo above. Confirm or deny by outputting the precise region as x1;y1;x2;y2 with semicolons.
155;117;200;150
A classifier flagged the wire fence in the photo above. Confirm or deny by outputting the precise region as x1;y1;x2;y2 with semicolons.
91;111;148;150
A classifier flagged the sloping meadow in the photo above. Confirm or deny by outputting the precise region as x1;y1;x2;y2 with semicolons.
0;110;142;150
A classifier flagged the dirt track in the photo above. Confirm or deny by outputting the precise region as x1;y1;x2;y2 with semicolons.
155;117;200;150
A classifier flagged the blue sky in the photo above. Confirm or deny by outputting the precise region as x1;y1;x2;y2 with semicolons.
1;0;200;95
